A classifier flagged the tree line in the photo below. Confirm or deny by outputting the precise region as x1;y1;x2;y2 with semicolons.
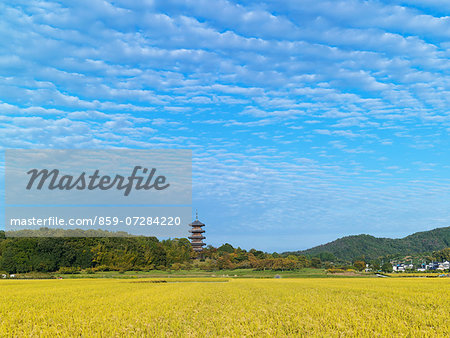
1;231;448;274
0;232;318;273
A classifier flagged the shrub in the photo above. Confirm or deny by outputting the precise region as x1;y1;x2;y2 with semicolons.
327;268;345;273
94;265;114;272
171;263;182;271
58;267;80;274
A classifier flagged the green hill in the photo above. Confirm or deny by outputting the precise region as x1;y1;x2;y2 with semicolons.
288;227;450;261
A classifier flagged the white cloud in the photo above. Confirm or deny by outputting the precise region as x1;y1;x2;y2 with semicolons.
1;0;450;249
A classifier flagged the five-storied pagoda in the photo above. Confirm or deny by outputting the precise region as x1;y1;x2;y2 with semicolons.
188;211;206;253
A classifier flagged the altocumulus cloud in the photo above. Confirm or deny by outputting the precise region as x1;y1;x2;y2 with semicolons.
0;0;450;251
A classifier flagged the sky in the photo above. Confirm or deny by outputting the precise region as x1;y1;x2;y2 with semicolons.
1;0;450;252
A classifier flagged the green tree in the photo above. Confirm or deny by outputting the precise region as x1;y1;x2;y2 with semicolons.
381;262;393;273
319;252;336;262
249;249;265;259
216;255;234;269
310;257;322;268
432;247;450;261
217;243;234;254
353;260;365;271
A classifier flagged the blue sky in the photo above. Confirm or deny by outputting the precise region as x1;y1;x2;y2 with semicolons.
1;0;450;252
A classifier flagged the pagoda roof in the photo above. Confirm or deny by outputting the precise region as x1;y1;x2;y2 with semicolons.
191;242;206;246
189;229;205;233
189;236;205;240
189;219;205;226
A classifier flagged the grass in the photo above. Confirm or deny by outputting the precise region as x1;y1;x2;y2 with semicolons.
51;268;372;279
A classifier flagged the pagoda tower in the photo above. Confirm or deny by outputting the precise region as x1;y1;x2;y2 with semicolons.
188;211;206;253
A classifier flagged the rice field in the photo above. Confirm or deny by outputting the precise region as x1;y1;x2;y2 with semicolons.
0;278;448;336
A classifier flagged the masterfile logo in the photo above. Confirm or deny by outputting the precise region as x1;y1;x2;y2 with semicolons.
4;149;192;237
6;149;191;205
26;166;170;196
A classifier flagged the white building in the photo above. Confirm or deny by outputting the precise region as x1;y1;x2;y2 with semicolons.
392;260;449;272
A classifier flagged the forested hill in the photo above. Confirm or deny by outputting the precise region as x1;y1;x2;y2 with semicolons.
287;227;450;261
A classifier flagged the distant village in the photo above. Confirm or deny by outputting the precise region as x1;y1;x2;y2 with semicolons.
390;260;450;272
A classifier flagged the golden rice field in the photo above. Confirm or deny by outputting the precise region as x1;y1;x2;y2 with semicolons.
0;278;448;337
